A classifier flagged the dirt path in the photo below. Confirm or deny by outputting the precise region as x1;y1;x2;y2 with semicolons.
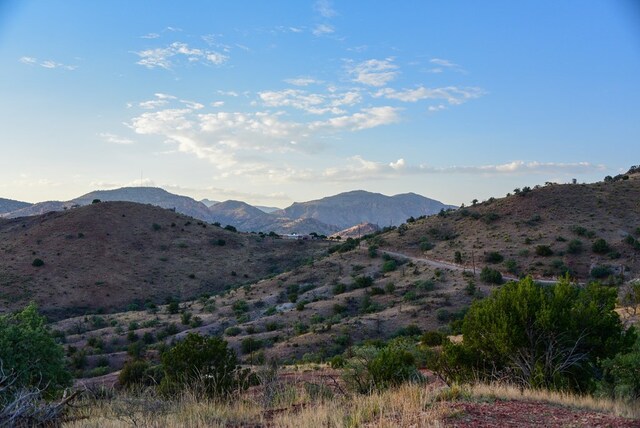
375;248;561;285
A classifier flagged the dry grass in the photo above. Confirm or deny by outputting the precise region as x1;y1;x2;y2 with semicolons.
463;382;640;420
64;379;640;427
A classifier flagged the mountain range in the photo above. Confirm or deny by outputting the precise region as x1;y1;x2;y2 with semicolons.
0;187;455;235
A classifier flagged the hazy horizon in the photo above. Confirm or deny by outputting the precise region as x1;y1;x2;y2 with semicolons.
1;1;638;207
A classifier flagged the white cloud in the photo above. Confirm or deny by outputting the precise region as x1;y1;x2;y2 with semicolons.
430;58;457;68
285;158;606;183
99;132;135;145
134;42;229;69
19;56;37;65
289;27;303;33
258;88;360;115
375;86;485;105
141;33;160;39
312;24;335;36
314;0;337;18
310;106;400;131
210;101;225;107
20;56;77;70
284;77;320;86
426;57;464;74
347;58;399;87
217;90;239;97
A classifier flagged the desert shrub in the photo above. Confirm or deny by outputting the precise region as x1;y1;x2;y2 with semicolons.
464;281;477;296
352;275;374;289
240;337;263;354
159;333;248;398
454;251;463;264
432;277;634;393
342;338;422;393
592;238;610;254
590;265;613;279
151;223;161;231
535;245;553;256
567;239;583;254
332;283;346;295
419;240;434;251
504;259;518;274
31;258;44;267
293;322;309;335
118;360;162;389
483;212;500;223
484;252;504;263
368;245;378;258
232;300;249;315
0;304;71;401
369;286;385;296
224;225;237;232
416;279;435;292
167;300;179;314
381;260;397;272
436;308;450;322
598;333;640;401
394;324;422;338
480;267;503;284
421;331;445;347
385;282;396;294
224;326;242;336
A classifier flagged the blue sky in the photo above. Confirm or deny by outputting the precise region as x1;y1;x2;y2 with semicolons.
1;1;639;206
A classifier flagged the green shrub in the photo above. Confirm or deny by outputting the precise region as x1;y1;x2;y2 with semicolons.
240;337;263;354
31;258;44;267
567;239;583;254
535;245;553;256
592;238;610;254
152;223;161;231
353;276;374;289
224;326;242;336
232;300;249;315
480;267;502;284
118;360;158;388
598;333;640;400
332;283;347;295
342;338;422;393
382;260;397;273
484;252;504;263
590;265;613;279
159;333;248;398
421;331;445;347
0;303;71;399
433;277;634;392
420;240;434;251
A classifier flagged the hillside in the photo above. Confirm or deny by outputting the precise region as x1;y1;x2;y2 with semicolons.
277;190;456;229
0;201;330;319
380;173;640;281
0;197;31;214
73;187;213;221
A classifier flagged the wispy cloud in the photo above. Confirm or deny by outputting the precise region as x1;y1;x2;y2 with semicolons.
20;56;77;70
375;86;485;106
286;158;606;183
312;24;335;36
314;0;337;18
426;57;464;74
284;77;320;86
310;106;400;131
258;88;360;115
99;132;135;145
133;41;229;69
347;58;399;87
140;33;160;39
